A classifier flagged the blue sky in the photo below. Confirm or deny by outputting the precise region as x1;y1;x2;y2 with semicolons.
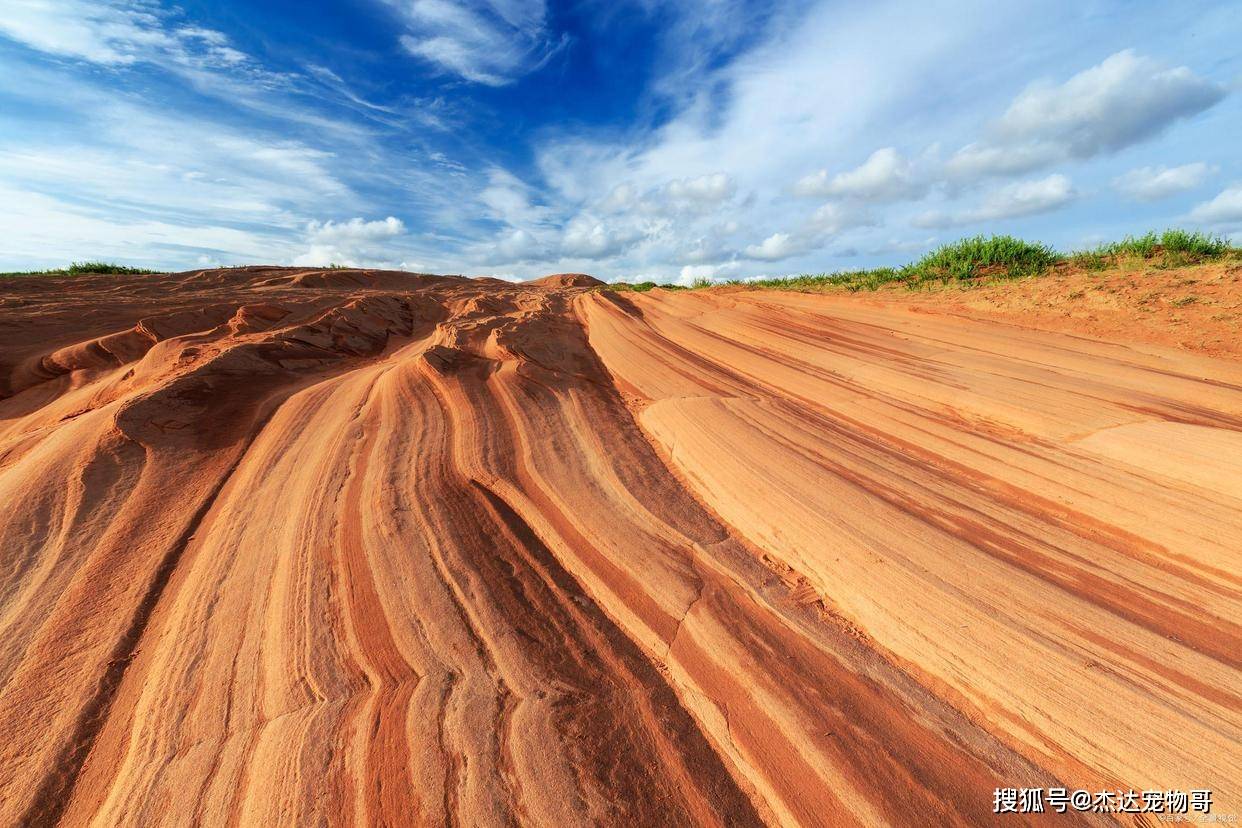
1;0;1239;282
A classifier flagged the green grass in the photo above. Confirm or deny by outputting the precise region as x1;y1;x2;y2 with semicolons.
604;280;685;292
695;235;1062;294
602;229;1237;295
1070;251;1109;271
740;268;903;293
0;261;159;277
1094;229;1230;261
909;235;1059;282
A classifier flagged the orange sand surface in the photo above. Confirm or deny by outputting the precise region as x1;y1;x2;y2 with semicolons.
0;266;1237;826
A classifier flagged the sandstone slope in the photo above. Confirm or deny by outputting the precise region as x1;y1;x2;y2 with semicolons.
0;267;1237;826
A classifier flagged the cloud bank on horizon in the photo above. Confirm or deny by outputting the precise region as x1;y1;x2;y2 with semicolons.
0;0;1238;282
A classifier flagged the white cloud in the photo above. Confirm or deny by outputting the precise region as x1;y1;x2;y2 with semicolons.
306;216;405;244
666;172;736;203
677;261;745;285
592;174;737;218
976;174;1076;219
0;102;349;231
1113;163;1212;202
0;0;412;138
742;202;876;261
294;217;407;266
947;50;1225;180
476;171;737;267
994;51;1224;155
394;0;562;86
4;0;1236;283
678;264;719;283
0;55;487;274
1189;186;1242;225
519;0;976;278
794;148;927;202
910;210;954;230
494;228;543;260
560;215;646;259
598;182;641;214
0;184;295;268
0;1;175;65
745;232;801;261
864;237;937;257
807;203;875;234
677;235;732;264
0;0;270;75
944;143;1060;181
479;168;552;227
914;174;1076;227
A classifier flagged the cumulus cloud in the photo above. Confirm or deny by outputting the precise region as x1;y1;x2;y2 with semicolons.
596;174;738;217
744;203;876;261
471;170;736;268
307;216;405;243
944;143;1060;181
947;50;1226;180
677;234;733;264
1189;186;1242;225
745;232;801;261
794;148;927;202
995;51;1224;154
975;174;1076;219
807;203;875;234
597;182;640;213
666;172;736;203
677;261;745;285
494;228;543;261
479;168;553;227
1113;163;1212;202
475;171;738;266
394;0;564;86
295;216;406;266
560;215;646;259
914;174;1076;228
519;0;982;278
9;0;1233;283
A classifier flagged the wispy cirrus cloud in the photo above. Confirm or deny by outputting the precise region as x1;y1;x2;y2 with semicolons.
0;0;239;66
0;39;473;272
393;0;565;85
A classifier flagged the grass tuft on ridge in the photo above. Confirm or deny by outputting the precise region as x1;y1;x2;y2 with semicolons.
1072;229;1231;270
720;235;1061;293
906;235;1059;283
604;280;685;292
610;229;1238;294
1;261;159;278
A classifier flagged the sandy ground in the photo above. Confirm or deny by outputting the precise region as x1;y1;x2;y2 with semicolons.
0;266;1237;826
870;259;1242;358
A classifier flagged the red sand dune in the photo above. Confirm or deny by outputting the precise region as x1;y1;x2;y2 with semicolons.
0;267;1237;826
